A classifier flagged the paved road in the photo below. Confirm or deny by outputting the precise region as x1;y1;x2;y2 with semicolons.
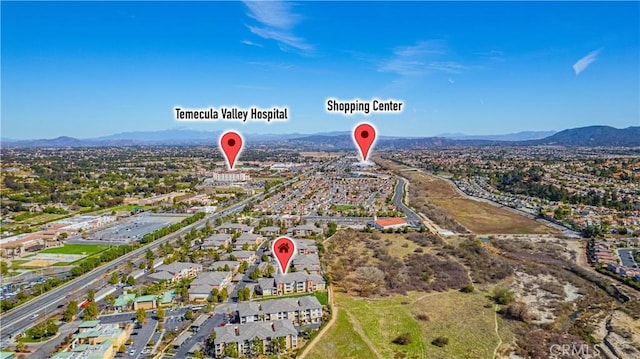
173;314;224;358
0;173;301;342
131;318;157;359
0;163;324;347
392;177;421;223
25;320;79;359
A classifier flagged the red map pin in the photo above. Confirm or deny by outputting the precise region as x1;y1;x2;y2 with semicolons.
273;236;296;275
219;131;243;170
353;123;376;161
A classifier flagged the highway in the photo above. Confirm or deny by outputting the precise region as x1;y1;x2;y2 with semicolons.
0;169;311;341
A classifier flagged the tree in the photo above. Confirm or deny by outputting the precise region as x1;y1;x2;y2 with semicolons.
261;254;269;262
392;333;412;345
354;266;384;297
219;288;228;303
432;336;449;347
109;272;120;285
252;336;264;355
224;342;239;358
87;289;95;302
237;287;247;301
46;320;59;336
0;260;8;275
205;331;217;356
126;275;136;286
156;307;165;322
58;232;68;240
272;336;287;354
185;309;194;321
136;308;147;324
63;301;79;322
211;288;220;302
16;341;25;352
249;268;261;281
242;243;250;250
265;264;275;278
492;287;515;305
84;301;99;320
146;248;156;263
105;294;116;307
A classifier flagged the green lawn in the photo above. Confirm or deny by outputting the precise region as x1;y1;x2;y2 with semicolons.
314;291;329;306
331;204;356;211
92;204;155;214
306;309;377;359
39;244;108;255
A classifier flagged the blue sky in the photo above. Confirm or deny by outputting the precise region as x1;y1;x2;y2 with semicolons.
2;1;639;139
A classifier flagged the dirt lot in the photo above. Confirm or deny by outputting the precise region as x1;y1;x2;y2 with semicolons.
377;157;557;234
430;197;554;234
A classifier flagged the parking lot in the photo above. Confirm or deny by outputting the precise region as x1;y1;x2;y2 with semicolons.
89;214;184;242
618;248;639;268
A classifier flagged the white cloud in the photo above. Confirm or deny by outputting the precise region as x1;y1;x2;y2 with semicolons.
242;1;313;53
241;40;263;47
573;49;602;75
448;78;455;84
244;1;301;29
378;40;467;77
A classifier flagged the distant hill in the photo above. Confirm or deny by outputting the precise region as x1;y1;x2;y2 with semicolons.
440;130;557;141
528;126;640;147
1;125;638;148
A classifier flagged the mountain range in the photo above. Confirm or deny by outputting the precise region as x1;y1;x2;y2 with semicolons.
1;126;638;148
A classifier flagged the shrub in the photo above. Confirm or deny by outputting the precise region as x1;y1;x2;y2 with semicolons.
392;333;412;345
432;336;449;347
492;287;515;305
460;283;475;293
499;301;532;323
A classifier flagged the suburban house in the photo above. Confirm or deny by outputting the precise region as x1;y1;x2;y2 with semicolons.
230;250;256;264
148;262;203;283
296;240;318;255
202;233;232;250
235;295;323;325
373;217;409;230
216;223;253;234
291;224;322;237
210;260;240;273
234;232;264;249
258;272;326;296
292;254;322;273
257;278;276;296
212;320;298;358
188;271;233;302
258;226;280;237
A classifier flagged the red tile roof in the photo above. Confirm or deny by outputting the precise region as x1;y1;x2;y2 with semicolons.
375;217;408;227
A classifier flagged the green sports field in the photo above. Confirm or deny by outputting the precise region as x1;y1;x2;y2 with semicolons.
39;244;108;255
